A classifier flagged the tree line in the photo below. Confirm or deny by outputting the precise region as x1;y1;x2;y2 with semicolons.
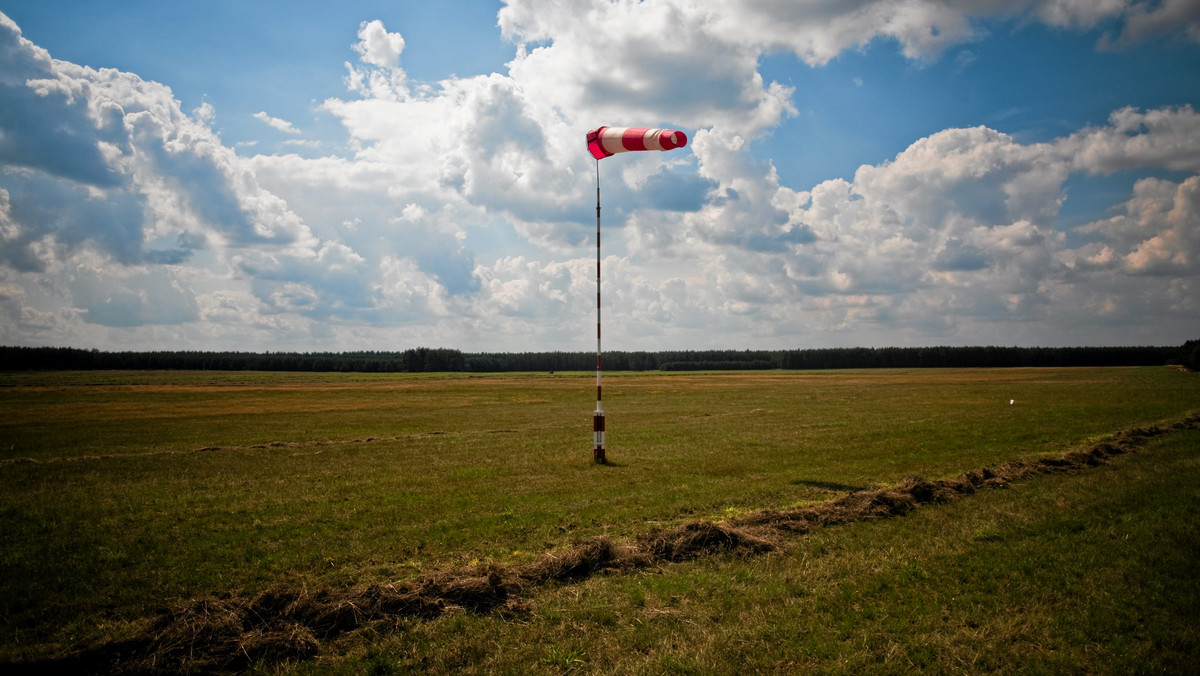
2;342;1196;373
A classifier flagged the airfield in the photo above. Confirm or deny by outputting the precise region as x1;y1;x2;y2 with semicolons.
2;367;1198;673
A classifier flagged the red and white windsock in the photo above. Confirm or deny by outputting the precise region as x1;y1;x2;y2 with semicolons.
586;125;686;464
587;126;688;160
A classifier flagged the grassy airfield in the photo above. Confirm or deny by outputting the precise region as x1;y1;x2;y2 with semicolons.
1;367;1197;672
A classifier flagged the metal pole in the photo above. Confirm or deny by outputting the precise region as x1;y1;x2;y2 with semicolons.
593;158;606;464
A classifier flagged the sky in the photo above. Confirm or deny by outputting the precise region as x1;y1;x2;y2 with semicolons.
1;0;1199;353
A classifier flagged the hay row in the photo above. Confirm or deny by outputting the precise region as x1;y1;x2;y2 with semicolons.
48;414;1200;673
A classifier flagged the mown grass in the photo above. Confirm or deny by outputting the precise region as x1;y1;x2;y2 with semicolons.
301;428;1200;674
0;367;1197;671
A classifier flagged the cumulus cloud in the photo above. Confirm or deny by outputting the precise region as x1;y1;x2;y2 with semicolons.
698;0;982;65
1073;175;1200;276
66;251;200;326
354;19;405;69
691;0;1195;65
0;13;321;271
499;0;795;138
1101;0;1200;49
345;20;409;100
1064;105;1200;174
1034;0;1130;28
636;104;1195;345
0;11;373;333
0;14;121;189
0;3;1197;351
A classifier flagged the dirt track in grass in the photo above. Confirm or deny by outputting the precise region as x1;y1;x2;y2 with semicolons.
36;414;1200;674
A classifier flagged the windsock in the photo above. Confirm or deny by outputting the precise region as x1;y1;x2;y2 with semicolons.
587;126;687;160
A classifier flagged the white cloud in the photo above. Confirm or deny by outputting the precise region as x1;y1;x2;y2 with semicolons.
1063;105;1200;174
1074;175;1200;276
1034;0;1129;28
0;4;1197;352
193;102;216;124
690;1;1196;66
66;250;200;326
282;139;320;149
625;103;1196;346
1101;0;1200;49
354;19;405;70
500;0;796;138
345;20;408;100
0;276;59;344
252;111;300;134
697;0;982;65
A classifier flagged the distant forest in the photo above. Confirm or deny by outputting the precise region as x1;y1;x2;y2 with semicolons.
3;341;1198;373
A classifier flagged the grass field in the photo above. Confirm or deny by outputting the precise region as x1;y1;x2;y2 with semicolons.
1;367;1198;672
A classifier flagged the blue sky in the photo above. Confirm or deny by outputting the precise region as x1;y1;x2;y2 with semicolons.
2;1;512;151
760;23;1200;184
1;0;1199;352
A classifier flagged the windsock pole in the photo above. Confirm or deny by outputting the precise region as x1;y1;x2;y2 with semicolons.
585;126;686;464
593;158;606;464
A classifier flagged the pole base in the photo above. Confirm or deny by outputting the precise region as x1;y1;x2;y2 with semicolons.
593;410;606;464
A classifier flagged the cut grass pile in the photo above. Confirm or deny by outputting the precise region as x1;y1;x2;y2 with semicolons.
1;367;1198;672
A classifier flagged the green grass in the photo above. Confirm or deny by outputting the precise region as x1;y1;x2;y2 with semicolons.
302;428;1200;674
0;367;1197;671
